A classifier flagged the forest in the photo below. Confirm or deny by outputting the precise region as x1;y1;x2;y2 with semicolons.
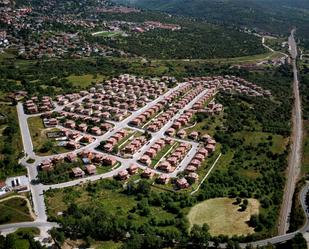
93;19;266;59
113;0;309;40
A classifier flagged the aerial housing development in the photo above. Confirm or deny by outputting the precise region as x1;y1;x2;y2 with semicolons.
0;0;309;248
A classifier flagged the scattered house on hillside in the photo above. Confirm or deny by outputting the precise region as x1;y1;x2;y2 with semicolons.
186;172;199;183
141;168;154;179
156;174;170;184
103;156;117;166
205;144;216;153
117;169;129;180
176;178;189;189
177;129;186;139
40;159;53;171
71;167;85;178
66;152;77;162
85;164;97;175
188;131;199;140
139;155;151;166
127;164;138;175
185;165;197;173
165;128;175;137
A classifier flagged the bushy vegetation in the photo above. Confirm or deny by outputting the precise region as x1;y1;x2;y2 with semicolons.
0;105;26;180
99;20;266;59
0;229;45;249
114;0;309;39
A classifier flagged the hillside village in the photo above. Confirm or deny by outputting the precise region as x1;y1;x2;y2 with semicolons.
0;0;181;59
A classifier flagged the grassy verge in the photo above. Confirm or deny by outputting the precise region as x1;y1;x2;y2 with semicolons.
151;142;177;167
0;104;25;180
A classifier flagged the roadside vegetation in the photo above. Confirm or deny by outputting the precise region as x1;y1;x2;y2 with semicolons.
0;104;26;180
0;227;44;249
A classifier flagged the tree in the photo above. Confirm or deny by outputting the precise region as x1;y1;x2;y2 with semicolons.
189;224;210;248
290;233;307;249
39;140;53;153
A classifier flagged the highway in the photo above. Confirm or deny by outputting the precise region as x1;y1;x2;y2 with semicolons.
278;28;303;235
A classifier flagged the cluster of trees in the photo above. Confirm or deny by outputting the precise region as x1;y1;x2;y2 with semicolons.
114;0;309;40
50;179;209;248
0;231;45;249
49;172;308;248
300;66;309;120
102;21;266;59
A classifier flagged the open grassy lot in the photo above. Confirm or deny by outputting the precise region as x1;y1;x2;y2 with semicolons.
93;240;123;249
28;116;46;149
233;131;288;154
187;197;260;236
66;74;106;88
92;31;125;38
28;116;69;156
2;226;41;249
185;112;224;137
0;197;34;224
45;180;175;226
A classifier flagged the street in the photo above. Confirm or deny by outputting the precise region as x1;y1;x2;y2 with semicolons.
278;28;303;235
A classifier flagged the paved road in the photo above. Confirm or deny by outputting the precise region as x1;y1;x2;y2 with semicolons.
7;82;194;234
43;88;211;189
278;28;303;235
0;221;59;237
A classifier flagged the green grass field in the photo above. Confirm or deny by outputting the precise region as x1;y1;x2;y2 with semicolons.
187;197;260;236
46;181;175;227
185;112;224;137
93;240;123;249
155;51;283;65
233;131;288;154
28;116;47;149
0;104;26;179
0;197;34;224
66;74;106;88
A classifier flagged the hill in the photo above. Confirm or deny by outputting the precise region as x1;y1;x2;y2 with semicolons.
113;0;309;39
